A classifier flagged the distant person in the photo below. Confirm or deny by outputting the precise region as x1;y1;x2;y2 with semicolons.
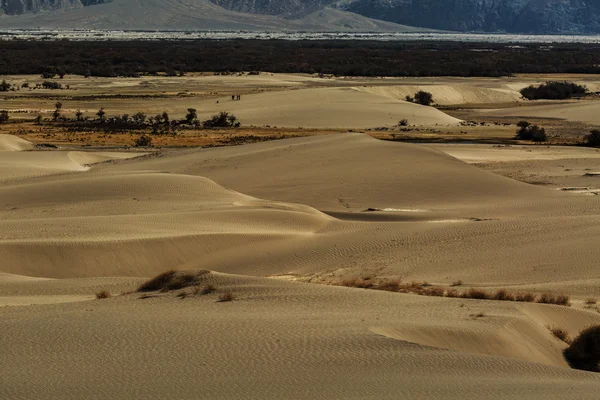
232;95;235;101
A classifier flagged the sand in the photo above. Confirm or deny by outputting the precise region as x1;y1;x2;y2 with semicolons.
4;130;600;398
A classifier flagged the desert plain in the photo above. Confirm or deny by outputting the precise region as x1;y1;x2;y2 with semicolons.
3;72;600;398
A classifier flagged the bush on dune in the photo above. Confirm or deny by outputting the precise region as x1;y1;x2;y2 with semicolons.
520;81;587;100
515;121;547;142
137;270;210;292
564;325;600;372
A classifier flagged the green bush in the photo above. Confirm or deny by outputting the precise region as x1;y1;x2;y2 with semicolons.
414;90;434;106
203;112;240;128
520;81;587;100
516;121;547;142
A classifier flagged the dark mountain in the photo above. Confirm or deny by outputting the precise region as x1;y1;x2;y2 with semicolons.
3;0;600;33
342;0;600;33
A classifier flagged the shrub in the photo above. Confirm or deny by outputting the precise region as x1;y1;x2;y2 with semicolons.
137;270;210;292
405;95;414;102
414;90;434;106
586;298;598;305
96;107;106;122
194;284;216;295
376;280;401;292
96;290;111;299
0;110;9;124
398;119;408;126
135;134;153;147
547;326;571;344
185;108;197;124
520;81;587;100
340;277;373;289
461;288;489;300
514;292;537;302
0;80;11;91
516;122;546;142
202;111;240;128
132;112;147;125
138;270;177;292
422;286;445;296
218;292;234;302
41;81;62;90
537;293;570;306
584;130;600;147
564;325;600;371
492;289;515;301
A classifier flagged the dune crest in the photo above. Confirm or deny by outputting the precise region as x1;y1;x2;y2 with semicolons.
0;134;35;151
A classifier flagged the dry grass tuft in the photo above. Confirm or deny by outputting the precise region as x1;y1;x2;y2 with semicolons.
138;270;176;292
547;326;571;344
95;290;111;299
514;292;537;302
194;284;216;296
586;298;598;305
340;277;374;289
537;293;571;306
218;292;234;302
177;291;190;299
376;280;401;292
450;280;463;287
461;288;489;300
421;286;445;297
445;289;460;298
137;269;210;292
470;312;486;318
492;289;515;301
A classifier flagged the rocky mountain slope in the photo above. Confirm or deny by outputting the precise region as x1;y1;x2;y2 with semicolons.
3;0;600;33
343;0;600;33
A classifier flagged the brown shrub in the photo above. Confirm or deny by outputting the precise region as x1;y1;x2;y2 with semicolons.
461;288;489;300
586;298;598;305
537;293;570;306
96;290;111;299
547;326;571;344
376;280;401;292
492;289;515;301
514;292;537;302
138;270;176;292
166;273;198;291
564;325;600;371
422;287;445;297
340;277;374;289
445;289;460;298
218;292;234;302
137;270;209;292
450;280;463;287
194;284;216;295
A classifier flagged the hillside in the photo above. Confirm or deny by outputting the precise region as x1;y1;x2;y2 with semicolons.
4;0;600;32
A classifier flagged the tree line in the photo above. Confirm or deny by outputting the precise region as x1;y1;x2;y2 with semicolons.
3;40;600;78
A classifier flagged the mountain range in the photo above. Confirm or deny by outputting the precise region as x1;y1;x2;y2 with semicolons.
2;0;600;33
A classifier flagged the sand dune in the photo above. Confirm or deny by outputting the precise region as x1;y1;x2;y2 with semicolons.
481;100;600;125
3;272;600;399
194;87;461;127
359;83;522;105
0;136;145;183
0;133;35;151
4;133;600;398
